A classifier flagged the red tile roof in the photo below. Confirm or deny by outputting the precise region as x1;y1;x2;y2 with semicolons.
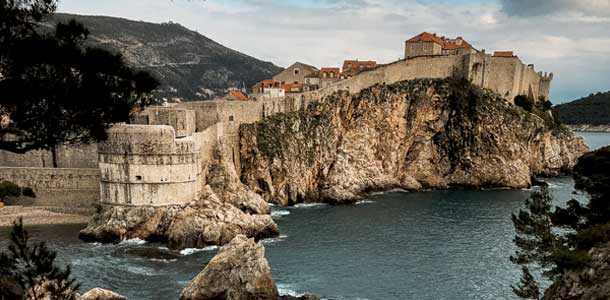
281;83;303;93
406;32;474;51
406;32;445;46
493;51;515;57
442;37;472;50
229;90;248;101
253;79;279;89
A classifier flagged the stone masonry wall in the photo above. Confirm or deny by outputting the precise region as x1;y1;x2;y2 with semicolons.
0;144;98;168
98;124;201;206
296;53;550;104
0;167;100;207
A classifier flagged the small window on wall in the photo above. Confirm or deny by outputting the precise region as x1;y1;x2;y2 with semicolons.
229;115;234;121
294;68;300;75
136;176;142;181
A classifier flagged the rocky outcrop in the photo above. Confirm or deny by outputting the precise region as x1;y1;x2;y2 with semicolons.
79;186;278;250
80;288;128;300
180;235;279;300
544;243;610;300
240;78;588;205
207;141;270;215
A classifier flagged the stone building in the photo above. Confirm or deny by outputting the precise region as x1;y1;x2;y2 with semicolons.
319;67;341;88
341;60;377;78
272;62;318;85
405;32;477;59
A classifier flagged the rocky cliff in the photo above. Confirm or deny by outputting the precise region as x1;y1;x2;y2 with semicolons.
240;78;588;205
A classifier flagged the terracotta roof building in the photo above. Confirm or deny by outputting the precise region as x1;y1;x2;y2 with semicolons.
405;32;477;59
252;79;280;94
281;83;304;93
227;90;248;101
272;62;319;85
341;60;377;78
320;68;340;79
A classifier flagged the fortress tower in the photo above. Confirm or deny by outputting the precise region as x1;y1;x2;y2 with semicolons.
538;72;554;101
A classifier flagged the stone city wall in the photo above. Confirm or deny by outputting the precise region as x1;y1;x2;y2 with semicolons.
295;53;550;104
0;167;100;207
0;144;98;168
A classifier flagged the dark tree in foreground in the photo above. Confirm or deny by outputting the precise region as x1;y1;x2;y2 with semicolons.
512;267;540;299
0;0;158;166
511;146;610;298
0;219;79;300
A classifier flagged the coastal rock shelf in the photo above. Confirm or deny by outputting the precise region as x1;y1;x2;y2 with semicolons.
78;186;279;250
240;78;588;205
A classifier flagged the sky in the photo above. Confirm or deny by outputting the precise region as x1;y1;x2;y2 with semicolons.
57;0;610;103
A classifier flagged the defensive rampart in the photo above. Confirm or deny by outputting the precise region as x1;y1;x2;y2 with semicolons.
98;124;201;206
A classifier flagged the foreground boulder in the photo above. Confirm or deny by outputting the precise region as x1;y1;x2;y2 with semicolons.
180;235;278;300
80;288;128;300
79;186;279;250
240;78;588;205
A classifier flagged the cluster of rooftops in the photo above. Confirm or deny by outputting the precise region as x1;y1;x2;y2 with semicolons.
229;32;519;100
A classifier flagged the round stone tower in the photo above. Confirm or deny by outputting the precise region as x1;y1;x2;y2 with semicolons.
98;124;201;206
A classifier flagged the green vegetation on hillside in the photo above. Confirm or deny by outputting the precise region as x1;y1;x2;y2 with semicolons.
51;13;283;100
511;146;610;298
555;91;610;125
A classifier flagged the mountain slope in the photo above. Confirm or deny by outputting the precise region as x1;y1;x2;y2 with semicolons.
555;91;610;125
50;13;282;100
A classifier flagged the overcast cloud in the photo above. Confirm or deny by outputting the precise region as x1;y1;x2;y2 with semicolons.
57;0;610;103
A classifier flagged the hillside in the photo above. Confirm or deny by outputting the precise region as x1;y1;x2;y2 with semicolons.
555;91;610;125
48;13;282;100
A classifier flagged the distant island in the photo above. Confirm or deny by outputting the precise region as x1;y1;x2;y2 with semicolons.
555;91;610;132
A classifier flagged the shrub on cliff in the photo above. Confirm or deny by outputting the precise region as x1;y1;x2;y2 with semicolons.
514;95;535;112
0;181;36;200
0;218;79;300
0;181;21;199
511;146;610;298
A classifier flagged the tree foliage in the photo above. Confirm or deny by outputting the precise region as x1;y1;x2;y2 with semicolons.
512;266;540;299
511;146;610;298
0;0;159;155
0;218;79;300
555;91;610;125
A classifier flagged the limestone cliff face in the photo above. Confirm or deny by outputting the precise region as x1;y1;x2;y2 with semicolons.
240;79;588;205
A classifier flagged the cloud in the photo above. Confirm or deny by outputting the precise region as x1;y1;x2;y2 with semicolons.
57;0;610;103
499;0;610;17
